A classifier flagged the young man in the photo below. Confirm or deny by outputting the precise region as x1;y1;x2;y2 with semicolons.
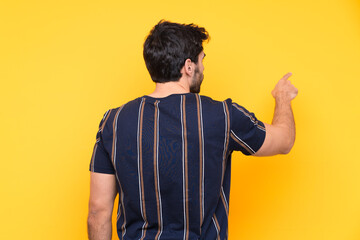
88;20;298;240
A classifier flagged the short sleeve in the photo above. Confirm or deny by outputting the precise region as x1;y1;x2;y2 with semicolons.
229;102;266;155
89;109;115;174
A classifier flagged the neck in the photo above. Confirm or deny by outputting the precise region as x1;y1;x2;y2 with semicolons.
147;78;190;98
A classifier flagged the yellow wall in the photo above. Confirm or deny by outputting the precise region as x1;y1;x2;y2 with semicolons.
1;0;360;239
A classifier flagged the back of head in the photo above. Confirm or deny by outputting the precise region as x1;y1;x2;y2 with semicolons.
143;20;210;83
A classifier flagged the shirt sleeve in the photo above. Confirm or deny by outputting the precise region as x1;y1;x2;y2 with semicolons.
89;109;115;174
229;102;266;155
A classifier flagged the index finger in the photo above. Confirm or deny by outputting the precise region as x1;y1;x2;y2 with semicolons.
281;72;292;80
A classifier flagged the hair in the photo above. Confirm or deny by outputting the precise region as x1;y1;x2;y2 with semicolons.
143;20;210;83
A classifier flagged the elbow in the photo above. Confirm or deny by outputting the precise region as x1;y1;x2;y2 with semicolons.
88;202;113;223
280;138;295;155
280;147;292;155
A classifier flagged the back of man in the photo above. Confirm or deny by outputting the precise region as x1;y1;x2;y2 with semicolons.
87;20;298;240
90;93;266;239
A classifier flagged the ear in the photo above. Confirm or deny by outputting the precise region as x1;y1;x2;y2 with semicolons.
183;58;194;77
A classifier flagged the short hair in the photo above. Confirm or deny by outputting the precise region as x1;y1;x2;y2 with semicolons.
143;20;210;83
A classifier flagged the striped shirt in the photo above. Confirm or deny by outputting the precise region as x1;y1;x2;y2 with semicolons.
89;93;266;240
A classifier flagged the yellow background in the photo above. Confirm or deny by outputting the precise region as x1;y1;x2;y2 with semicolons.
1;0;360;239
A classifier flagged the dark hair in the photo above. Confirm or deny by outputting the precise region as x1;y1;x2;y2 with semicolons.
143;20;210;83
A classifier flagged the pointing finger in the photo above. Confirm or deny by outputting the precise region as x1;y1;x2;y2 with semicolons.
281;72;292;80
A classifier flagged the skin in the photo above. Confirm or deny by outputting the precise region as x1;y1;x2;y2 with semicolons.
87;51;298;239
254;72;298;156
88;173;117;240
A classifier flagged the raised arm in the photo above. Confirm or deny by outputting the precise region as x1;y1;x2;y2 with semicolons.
87;172;117;240
254;72;298;156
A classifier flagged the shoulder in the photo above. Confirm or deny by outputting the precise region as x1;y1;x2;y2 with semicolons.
108;96;144;118
99;96;144;134
198;94;232;105
197;95;233;115
198;95;262;125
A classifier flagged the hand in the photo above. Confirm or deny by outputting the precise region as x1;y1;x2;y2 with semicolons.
271;72;298;101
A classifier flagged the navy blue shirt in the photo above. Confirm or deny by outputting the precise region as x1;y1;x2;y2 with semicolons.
89;93;266;240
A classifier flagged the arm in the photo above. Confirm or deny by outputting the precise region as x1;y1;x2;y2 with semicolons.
254;72;298;156
87;172;117;240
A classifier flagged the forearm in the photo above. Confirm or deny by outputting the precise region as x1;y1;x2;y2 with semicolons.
87;211;112;240
253;72;297;157
271;95;296;153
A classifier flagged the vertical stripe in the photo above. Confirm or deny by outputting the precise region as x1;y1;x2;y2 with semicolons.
221;101;230;174
91;109;112;172
154;101;163;240
112;107;123;167
102;109;110;121
100;109;112;133
181;96;189;240
115;173;127;239
90;143;98;172
136;98;148;240
199;96;205;228
221;187;229;216
117;201;121;221
220;102;230;216
183;96;189;240
212;215;221;240
180;96;186;240
110;105;126;239
196;94;205;230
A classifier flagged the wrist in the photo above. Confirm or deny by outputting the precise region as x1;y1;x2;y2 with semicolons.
273;93;292;103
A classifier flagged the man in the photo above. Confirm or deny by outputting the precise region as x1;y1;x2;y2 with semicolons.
87;20;298;240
